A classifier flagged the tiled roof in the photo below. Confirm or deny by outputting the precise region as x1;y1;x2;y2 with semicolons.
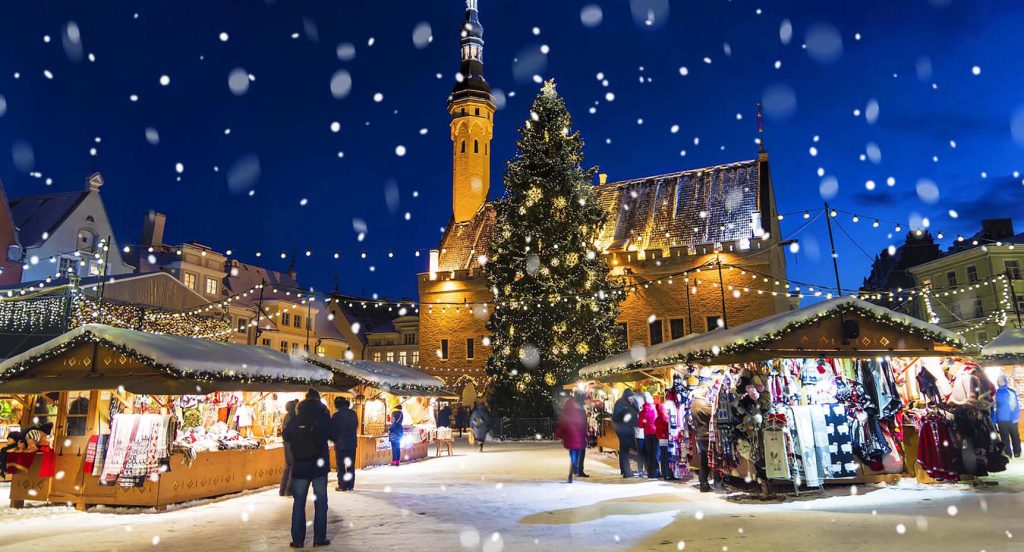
8;190;90;248
434;159;764;272
224;260;300;309
334;300;406;344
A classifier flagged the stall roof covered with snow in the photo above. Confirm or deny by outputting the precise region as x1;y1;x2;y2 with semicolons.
307;357;456;397
580;297;966;380
980;328;1024;363
0;323;334;394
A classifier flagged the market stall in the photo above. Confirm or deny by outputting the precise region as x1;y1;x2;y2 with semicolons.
979;328;1024;444
0;324;335;510
305;357;457;468
580;297;973;492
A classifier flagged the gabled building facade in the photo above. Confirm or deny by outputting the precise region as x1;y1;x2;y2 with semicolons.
8;173;134;282
416;1;790;398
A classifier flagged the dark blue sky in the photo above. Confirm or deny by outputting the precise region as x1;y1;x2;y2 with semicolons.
1;0;1022;299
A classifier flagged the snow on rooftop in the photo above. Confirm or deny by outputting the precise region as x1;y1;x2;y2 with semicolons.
307;357;446;390
580;296;965;378
980;328;1024;359
0;323;332;384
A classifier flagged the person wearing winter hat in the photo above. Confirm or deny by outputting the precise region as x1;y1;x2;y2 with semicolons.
629;390;648;477
639;392;660;478
611;389;641;477
994;375;1021;458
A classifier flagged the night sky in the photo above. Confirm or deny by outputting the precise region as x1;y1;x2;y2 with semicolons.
1;0;1023;300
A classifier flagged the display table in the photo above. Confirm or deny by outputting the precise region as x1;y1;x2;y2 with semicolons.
354;435;428;468
596;419;619;452
10;446;286;510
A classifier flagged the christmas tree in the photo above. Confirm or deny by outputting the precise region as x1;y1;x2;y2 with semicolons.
485;81;624;419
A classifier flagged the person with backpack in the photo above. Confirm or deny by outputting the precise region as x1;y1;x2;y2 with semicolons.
389;405;404;466
331;397;359;491
284;390;334;548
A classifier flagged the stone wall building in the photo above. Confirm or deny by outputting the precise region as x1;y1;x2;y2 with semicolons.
416;1;791;401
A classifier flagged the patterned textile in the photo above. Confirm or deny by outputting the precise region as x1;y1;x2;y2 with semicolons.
917;413;961;481
100;414;141;486
763;428;790;479
823;404;858;478
788;406;820;487
100;414;175;487
808;404;832;480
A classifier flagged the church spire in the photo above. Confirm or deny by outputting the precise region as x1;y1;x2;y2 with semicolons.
450;0;492;108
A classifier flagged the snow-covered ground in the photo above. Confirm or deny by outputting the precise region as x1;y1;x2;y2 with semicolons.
1;439;1023;551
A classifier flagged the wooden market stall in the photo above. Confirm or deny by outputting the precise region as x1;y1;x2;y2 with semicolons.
580;297;969;491
981;328;1024;442
0;324;339;510
305;357;458;468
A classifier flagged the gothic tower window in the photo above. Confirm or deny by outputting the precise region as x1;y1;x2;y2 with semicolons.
474;140;479;153
461;140;466;153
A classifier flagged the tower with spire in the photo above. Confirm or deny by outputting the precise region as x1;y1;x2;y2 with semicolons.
449;0;495;223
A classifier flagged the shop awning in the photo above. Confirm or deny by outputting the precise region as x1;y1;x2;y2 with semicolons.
306;357;457;398
980;328;1024;363
579;296;966;380
0;324;333;394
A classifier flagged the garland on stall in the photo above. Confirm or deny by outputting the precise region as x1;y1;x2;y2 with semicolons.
304;356;449;394
0;328;332;386
586;298;968;378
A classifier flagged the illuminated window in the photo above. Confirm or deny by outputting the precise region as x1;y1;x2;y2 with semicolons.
316;345;326;356
183;272;196;290
411;351;419;365
205;277;218;295
398;351;408;365
373;351;382;362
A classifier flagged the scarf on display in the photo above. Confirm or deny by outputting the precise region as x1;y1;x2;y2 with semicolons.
100;414;174;487
788;406;821;487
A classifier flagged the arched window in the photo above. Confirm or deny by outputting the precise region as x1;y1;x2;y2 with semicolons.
461;140;466;153
474;140;479;153
85;215;95;223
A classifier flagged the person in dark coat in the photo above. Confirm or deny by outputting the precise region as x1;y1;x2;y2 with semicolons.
389;405;405;466
555;398;587;483
455;406;468;437
994;375;1021;458
331;397;359;491
437;404;452;428
1;431;21;480
611;389;640;478
280;400;299;497
690;387;714;492
470;403;490;452
284;393;334;548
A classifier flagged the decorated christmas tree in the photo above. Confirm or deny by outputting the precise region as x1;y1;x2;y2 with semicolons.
485;81;624;419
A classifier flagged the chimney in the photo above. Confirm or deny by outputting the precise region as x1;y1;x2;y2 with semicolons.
86;172;104;192
598;173;608;185
142;211;166;248
981;219;1013;241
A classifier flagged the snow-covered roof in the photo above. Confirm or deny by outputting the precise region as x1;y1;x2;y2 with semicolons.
0;323;332;385
307;357;447;392
579;296;966;379
980;328;1024;360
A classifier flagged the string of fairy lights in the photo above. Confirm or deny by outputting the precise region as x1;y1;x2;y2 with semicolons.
1;203;1019;348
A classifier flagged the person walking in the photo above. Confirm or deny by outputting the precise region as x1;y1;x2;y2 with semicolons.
437;403;452;428
640;392;661;479
284;391;334;548
280;399;299;497
470;403;490;452
331;397;359;491
575;394;591;478
455;406;468;438
994;375;1021;458
389;405;405;466
629;391;647;477
611;389;640;478
555;398;587;483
